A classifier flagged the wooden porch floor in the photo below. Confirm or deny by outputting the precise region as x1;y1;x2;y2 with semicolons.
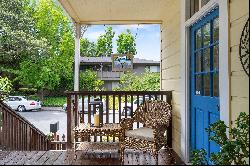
0;149;184;165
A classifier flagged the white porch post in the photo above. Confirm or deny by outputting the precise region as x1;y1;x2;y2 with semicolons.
74;23;81;91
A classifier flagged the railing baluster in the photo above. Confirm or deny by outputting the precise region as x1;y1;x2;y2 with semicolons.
67;94;72;149
93;94;97;142
142;95;146;127
106;95;109;142
100;95;103;142
137;95;139;129
113;95;115;142
118;94;121;123
0;109;2;147
74;95;78;127
82;95;84;124
131;95;133;117
88;95;91;125
125;94;127;118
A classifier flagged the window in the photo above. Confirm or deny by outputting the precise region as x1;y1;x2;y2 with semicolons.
15;97;22;101
146;66;160;73
8;97;15;101
187;0;211;20
194;12;219;97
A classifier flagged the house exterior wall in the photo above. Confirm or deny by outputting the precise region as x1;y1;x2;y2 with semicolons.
161;0;249;161
133;65;147;74
160;0;183;160
229;0;249;122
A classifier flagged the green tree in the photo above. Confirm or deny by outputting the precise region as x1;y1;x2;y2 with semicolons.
0;0;48;76
79;70;104;91
115;69;160;91
80;38;97;57
17;0;74;95
116;29;137;55
96;26;115;57
0;76;12;101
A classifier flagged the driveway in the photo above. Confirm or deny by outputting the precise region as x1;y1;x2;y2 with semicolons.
18;110;67;140
18;110;124;140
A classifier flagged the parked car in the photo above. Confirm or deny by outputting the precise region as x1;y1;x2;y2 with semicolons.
3;96;41;112
62;97;106;114
121;96;155;116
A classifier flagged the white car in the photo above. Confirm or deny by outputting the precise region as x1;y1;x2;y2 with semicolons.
4;96;41;112
63;97;106;114
121;96;155;116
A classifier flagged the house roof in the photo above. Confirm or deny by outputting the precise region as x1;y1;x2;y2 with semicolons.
58;0;170;24
80;56;160;65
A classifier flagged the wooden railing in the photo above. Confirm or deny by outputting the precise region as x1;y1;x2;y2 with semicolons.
0;102;50;151
65;91;172;149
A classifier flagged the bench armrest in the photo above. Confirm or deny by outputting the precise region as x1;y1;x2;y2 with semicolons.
120;118;134;131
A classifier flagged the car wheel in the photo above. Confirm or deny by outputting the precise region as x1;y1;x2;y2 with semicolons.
127;108;132;116
121;109;125;116
122;107;132;116
17;105;26;112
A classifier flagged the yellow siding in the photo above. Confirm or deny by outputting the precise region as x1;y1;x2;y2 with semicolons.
160;0;183;160
229;0;249;122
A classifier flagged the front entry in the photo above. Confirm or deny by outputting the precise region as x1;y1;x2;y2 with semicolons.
190;8;220;161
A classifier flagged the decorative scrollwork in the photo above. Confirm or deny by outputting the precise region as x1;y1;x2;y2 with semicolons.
239;18;249;76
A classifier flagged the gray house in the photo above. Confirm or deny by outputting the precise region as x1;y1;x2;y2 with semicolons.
80;57;160;90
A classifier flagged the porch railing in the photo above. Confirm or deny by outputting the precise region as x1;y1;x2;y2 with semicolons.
0;102;50;151
65;91;172;149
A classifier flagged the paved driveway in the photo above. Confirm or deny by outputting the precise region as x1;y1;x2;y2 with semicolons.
19;111;67;139
18;110;123;140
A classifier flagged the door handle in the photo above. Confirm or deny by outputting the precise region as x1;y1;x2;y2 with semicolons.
217;105;220;112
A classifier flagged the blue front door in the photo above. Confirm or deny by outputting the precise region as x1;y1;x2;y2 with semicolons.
190;8;220;161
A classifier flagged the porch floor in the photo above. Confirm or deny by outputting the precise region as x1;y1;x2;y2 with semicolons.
0;149;184;165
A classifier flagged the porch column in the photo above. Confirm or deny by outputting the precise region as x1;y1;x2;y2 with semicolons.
74;23;81;91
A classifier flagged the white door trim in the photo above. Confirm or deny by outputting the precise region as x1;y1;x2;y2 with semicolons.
180;0;230;163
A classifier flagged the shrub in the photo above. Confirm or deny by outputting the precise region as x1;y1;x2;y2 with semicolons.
0;76;12;101
191;112;249;165
42;97;66;107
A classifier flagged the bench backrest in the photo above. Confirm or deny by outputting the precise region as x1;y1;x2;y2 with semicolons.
133;100;172;128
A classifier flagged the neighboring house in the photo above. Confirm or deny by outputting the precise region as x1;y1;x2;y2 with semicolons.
59;0;249;164
80;57;160;90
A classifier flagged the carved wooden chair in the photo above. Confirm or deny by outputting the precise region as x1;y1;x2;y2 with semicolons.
120;100;172;165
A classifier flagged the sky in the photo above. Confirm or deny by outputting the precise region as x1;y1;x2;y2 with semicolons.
83;24;161;61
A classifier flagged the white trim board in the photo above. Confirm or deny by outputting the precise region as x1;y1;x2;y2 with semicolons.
180;0;230;164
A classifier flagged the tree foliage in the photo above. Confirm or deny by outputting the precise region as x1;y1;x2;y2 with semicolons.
115;69;160;91
96;26;115;57
0;0;48;75
79;70;104;91
0;76;12;101
80;38;97;57
116;29;137;55
17;0;74;91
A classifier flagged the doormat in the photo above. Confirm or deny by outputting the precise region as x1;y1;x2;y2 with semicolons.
76;142;120;159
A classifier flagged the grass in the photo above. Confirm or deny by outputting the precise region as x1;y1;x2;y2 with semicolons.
42;97;66;107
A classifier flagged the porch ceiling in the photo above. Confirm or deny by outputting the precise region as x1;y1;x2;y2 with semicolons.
58;0;170;24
